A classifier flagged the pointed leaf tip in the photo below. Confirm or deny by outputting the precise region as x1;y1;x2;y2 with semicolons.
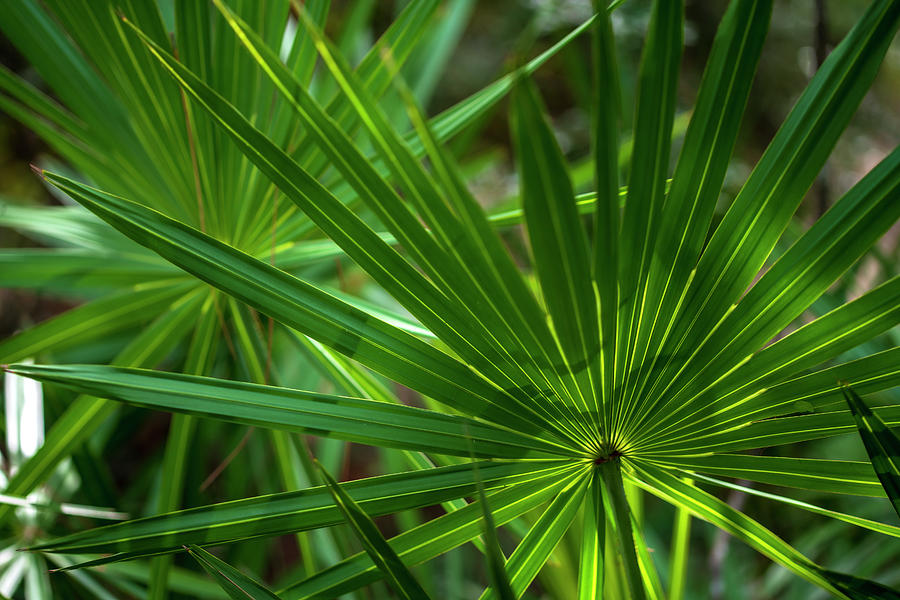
841;383;875;416
29;164;43;179
842;384;900;520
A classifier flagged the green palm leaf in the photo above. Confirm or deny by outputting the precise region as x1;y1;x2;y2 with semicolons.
4;364;568;459
631;461;845;595
630;0;900;438
279;472;580;599
511;76;601;447
37;170;547;438
842;385;900;519
186;545;281;600
1;0;897;597
576;475;605;599
315;460;432;600
471;458;516;600
479;477;587;600
28;460;572;563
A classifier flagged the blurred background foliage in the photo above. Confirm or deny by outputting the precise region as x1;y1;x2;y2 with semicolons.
0;1;898;598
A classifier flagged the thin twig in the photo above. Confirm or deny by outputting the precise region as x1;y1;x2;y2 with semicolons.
199;427;255;492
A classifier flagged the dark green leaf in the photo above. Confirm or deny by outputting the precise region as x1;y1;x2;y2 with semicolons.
842;384;900;519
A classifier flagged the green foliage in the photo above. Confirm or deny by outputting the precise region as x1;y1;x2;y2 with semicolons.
316;460;433;600
843;384;900;520
186;545;281;600
0;0;898;598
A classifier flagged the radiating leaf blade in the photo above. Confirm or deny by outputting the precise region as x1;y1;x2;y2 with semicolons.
280;471;580;599
315;461;431;600
472;459;515;600
630;461;842;595
511;77;598;374
38;170;551;438
577;472;605;599
5;364;570;459
614;0;683;430
640;0;900;432
642;144;900;438
120;19;578;442
690;473;900;539
649;454;885;497
186;545;281;600
590;0;620;420
223;0;588;445
842;385;900;519
28;460;572;561
622;0;772;424
511;77;601;444
480;476;587;600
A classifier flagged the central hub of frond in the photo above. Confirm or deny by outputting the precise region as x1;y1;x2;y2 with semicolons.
592;449;623;466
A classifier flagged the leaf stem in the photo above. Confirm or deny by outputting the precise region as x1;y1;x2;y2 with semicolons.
668;483;693;600
598;460;646;600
